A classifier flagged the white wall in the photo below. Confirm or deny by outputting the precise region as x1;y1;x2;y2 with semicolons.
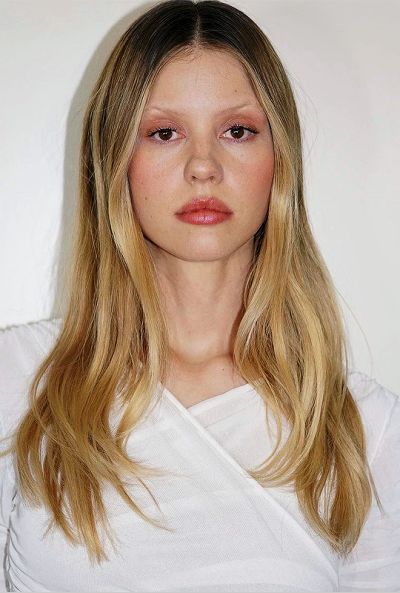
1;0;399;393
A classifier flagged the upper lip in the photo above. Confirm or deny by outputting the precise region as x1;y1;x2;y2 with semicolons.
176;196;232;214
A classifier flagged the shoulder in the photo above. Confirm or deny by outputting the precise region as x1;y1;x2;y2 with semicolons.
0;317;63;431
347;369;400;466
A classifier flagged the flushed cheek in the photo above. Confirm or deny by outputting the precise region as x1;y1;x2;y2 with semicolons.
128;152;179;198
128;154;157;190
231;153;274;207
252;158;274;196
128;167;172;229
128;140;274;206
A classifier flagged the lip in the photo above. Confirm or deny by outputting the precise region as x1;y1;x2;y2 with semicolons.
176;210;232;225
176;196;232;215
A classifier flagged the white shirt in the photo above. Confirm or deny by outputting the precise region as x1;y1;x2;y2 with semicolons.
0;318;399;592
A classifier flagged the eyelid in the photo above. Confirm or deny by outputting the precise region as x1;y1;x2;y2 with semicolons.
146;117;258;131
145;120;259;143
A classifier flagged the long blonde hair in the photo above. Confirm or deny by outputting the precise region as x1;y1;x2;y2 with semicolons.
1;0;380;563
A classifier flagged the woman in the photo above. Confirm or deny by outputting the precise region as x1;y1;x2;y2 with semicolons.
1;0;399;591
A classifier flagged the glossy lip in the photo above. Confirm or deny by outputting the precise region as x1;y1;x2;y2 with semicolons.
176;196;232;215
176;210;232;225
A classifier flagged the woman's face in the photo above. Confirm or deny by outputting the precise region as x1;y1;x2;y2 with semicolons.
128;49;274;263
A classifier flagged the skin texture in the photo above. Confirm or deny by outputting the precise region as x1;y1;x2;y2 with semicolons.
128;49;275;405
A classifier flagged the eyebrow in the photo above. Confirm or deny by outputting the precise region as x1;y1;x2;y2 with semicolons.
143;103;263;116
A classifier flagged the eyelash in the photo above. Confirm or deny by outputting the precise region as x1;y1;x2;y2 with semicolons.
146;123;259;144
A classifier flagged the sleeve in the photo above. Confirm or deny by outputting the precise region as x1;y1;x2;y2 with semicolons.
338;386;400;591
0;413;17;593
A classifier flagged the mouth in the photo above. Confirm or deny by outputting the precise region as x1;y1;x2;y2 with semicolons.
176;196;232;215
175;209;232;225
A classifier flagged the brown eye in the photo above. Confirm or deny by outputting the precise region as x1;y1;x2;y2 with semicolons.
224;125;258;143
230;127;245;140
147;127;178;142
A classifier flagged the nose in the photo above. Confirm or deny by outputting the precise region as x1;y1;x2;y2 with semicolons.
184;138;223;184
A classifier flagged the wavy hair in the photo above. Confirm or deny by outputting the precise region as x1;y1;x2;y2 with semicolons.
1;0;381;563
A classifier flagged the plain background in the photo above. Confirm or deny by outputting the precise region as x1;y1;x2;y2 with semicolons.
1;0;399;393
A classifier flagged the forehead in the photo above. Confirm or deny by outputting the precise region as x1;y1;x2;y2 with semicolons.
144;49;263;116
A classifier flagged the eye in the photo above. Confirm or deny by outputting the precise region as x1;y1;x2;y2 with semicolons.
145;123;259;144
146;127;179;143
223;124;259;143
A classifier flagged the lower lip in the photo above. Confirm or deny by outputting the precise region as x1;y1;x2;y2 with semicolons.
175;209;233;225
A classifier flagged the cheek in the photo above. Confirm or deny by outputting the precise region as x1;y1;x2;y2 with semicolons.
128;149;176;208
127;153;171;236
128;155;156;218
128;157;149;223
253;157;274;187
128;151;152;195
236;150;274;210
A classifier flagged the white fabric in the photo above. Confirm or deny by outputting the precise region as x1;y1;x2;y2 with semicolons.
0;318;399;592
